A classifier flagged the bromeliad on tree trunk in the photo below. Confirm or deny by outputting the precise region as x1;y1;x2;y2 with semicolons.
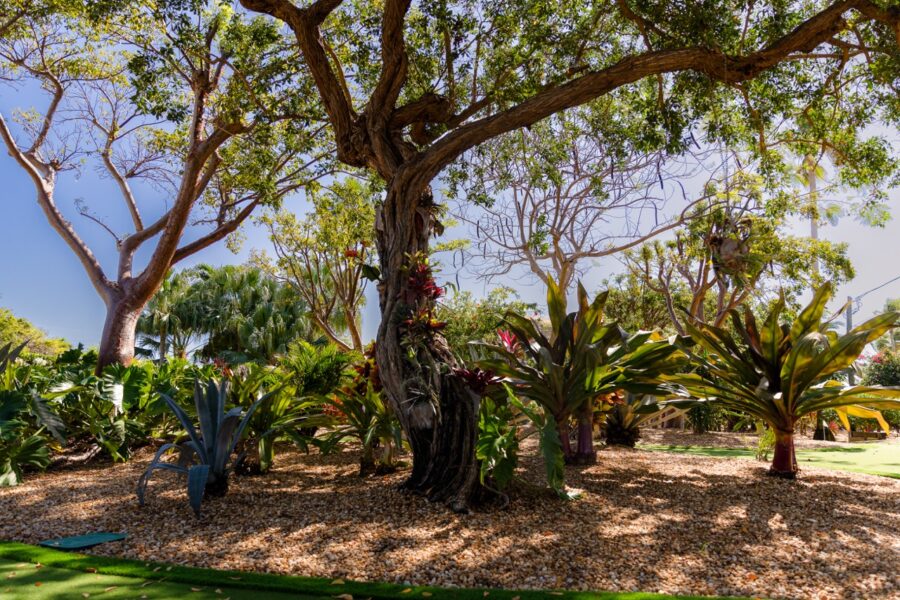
667;283;900;479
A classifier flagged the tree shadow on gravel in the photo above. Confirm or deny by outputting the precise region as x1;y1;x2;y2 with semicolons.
1;448;897;600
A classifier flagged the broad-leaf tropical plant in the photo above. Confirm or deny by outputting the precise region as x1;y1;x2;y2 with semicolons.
479;280;683;466
229;344;350;474
136;380;265;516
668;283;900;478
0;341;60;486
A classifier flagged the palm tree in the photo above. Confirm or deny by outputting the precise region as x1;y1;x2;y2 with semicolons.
136;271;197;360
669;283;900;478
190;265;317;363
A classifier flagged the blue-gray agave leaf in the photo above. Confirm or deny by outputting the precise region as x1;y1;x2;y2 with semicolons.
160;393;205;462
187;464;210;516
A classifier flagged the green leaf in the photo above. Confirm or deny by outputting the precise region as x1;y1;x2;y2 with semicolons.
361;264;381;282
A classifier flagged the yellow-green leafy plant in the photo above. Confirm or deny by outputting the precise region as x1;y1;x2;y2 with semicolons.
669;283;900;478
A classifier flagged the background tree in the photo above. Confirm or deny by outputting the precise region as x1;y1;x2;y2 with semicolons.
602;273;685;335
450;100;713;297
874;298;900;352
191;265;317;363
241;0;900;510
0;1;326;370
135;271;198;360
256;178;376;352
0;307;68;356
138;265;317;364
434;287;536;358
623;164;855;334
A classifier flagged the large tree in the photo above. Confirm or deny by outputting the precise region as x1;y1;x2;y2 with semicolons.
240;0;900;510
0;1;326;370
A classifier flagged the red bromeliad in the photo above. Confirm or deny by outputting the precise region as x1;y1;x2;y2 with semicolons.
453;367;501;396
401;260;447;334
497;329;520;354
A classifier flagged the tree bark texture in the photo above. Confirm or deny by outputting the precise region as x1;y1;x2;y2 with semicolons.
96;294;143;372
374;184;481;511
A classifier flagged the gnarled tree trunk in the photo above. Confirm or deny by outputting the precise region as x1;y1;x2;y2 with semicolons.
374;183;481;512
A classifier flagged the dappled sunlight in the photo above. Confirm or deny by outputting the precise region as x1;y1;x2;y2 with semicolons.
6;442;895;599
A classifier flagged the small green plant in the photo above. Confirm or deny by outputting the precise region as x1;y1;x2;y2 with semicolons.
229;344;349;475
755;423;775;461
602;394;664;447
136;380;265;516
324;347;402;476
475;394;520;493
0;392;51;486
327;380;402;476
0;342;59;486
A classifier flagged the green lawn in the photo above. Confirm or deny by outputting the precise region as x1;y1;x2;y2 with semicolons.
640;441;900;478
0;557;311;600
0;541;747;600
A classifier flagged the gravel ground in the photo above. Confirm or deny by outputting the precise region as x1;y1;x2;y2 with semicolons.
637;428;897;449
1;440;898;600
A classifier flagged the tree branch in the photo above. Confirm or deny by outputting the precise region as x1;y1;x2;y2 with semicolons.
170;199;260;264
416;0;869;184
239;0;363;165
1;111;112;298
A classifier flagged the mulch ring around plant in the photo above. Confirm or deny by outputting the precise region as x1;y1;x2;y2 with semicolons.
0;439;897;600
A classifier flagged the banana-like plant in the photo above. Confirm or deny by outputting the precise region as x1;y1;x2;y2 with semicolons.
0;391;51;486
668;283;900;478
479;280;684;467
137;379;265;516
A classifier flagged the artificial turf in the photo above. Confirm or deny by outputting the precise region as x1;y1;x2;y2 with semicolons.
640;441;900;478
0;557;311;599
0;541;748;600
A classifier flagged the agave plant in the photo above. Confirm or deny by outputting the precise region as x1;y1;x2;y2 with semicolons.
479;279;683;467
668;283;900;478
136;379;265;515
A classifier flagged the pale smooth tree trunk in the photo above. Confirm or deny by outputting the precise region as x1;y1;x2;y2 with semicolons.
96;294;142;372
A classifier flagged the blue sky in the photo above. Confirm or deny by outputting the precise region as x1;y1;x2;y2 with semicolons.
2;84;899;347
